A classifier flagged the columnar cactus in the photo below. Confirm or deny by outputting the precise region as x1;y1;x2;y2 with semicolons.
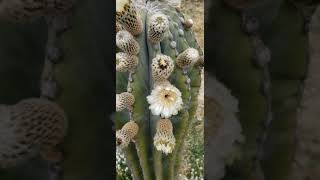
0;0;112;179
0;0;74;179
206;0;320;180
116;0;203;179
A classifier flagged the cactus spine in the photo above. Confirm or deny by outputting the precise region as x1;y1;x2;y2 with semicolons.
116;0;203;179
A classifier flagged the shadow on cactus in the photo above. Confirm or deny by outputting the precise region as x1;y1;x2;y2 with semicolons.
206;1;320;180
116;0;203;179
0;0;113;179
0;0;74;179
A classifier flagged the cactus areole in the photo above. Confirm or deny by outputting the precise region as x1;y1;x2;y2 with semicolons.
116;0;203;179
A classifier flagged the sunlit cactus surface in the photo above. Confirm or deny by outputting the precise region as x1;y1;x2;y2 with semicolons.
116;0;203;179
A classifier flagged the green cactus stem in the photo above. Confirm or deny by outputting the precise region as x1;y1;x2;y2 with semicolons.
208;0;320;180
116;0;203;179
0;0;113;179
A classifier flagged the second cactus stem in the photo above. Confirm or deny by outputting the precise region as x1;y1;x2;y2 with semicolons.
208;1;320;180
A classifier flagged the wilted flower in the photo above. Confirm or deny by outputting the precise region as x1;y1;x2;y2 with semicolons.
116;30;140;55
116;52;139;73
116;0;143;35
148;13;169;43
153;118;175;154
116;121;139;149
151;54;174;81
176;48;200;69
116;92;135;112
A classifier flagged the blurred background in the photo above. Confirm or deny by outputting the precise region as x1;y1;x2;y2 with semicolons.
205;1;320;180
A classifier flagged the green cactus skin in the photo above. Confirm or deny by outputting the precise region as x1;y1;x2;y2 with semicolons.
260;1;309;179
208;0;319;180
208;2;266;179
0;21;49;180
162;9;202;180
116;1;202;180
54;1;113;179
0;0;113;179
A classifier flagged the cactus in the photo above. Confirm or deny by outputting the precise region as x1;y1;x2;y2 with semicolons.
206;0;320;180
204;73;243;180
0;0;113;179
116;0;203;179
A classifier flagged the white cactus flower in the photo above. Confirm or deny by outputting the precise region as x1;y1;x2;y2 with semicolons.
147;82;183;118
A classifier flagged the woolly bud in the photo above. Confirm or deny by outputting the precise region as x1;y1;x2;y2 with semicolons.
184;18;194;29
151;54;174;81
116;0;143;35
116;30;140;55
153;118;175;154
148;13;169;43
176;48;199;69
116;92;135;112
116;52;139;72
116;121;139;149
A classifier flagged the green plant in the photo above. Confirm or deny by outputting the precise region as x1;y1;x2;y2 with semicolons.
0;0;112;179
117;149;133;180
206;0;320;180
116;0;203;179
179;119;204;180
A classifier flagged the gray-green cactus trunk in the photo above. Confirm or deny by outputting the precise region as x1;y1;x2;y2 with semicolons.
116;2;202;180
